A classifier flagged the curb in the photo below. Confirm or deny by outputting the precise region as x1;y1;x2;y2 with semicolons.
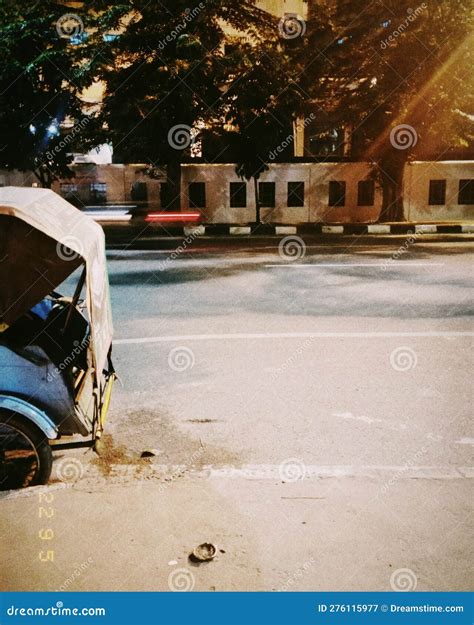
104;223;474;237
95;214;474;238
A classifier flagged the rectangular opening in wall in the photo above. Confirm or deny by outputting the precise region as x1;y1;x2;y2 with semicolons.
428;179;447;205
131;181;148;203
458;179;474;205
230;182;247;208
160;182;173;211
60;183;78;198
328;181;346;207
287;182;305;207
259;182;276;208
189;182;206;209
357;180;375;206
90;182;107;204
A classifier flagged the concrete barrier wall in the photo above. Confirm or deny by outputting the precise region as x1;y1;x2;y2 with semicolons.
181;162;383;224
1;160;473;223
405;161;474;222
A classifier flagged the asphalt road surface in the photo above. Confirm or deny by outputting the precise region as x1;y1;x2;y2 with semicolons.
1;239;473;592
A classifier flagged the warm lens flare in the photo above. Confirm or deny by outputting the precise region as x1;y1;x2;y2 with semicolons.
145;212;202;223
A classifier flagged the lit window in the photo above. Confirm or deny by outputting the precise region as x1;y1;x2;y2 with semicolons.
90;182;107;203
60;183;78;196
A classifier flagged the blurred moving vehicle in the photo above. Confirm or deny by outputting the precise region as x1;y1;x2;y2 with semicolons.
0;187;115;490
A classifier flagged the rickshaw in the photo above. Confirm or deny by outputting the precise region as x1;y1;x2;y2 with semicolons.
0;187;115;490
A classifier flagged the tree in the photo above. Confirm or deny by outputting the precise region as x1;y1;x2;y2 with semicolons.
306;0;474;220
0;1;91;187
210;20;313;224
230;52;305;225
86;0;280;212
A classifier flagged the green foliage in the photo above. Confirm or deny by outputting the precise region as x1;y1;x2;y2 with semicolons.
0;1;91;185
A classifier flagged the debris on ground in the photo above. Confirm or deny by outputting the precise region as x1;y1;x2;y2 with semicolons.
140;449;162;458
189;543;217;563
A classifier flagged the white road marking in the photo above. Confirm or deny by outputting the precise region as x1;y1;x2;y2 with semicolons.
2;465;472;498
115;331;474;346
266;263;445;268
333;412;384;425
455;438;474;445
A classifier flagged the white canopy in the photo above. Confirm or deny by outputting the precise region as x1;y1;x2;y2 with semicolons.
0;187;113;374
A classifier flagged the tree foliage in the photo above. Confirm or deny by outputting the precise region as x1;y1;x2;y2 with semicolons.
0;1;91;186
304;0;474;218
85;0;288;212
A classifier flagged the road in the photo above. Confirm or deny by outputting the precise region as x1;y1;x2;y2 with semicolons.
1;238;473;592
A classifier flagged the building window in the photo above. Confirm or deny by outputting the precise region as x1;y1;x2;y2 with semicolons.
428;180;447;205
189;182;206;209
309;128;345;157
357;180;375;206
60;183;78;197
328;181;346;207
90;182;107;203
287;182;305;207
131;181;148;202
230;182;247;208
259;182;276;208
160;183;170;210
458;179;474;205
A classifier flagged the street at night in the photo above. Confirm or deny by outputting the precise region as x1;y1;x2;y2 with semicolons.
2;239;472;592
1;0;473;620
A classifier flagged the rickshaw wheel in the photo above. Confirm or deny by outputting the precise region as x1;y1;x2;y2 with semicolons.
0;411;53;491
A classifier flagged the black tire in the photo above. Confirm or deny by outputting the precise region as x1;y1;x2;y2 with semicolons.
0;410;53;490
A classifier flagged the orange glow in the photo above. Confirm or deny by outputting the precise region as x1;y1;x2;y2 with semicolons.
145;212;202;223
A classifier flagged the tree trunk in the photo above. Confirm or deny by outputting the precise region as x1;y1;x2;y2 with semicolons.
379;152;407;222
34;167;53;189
253;176;261;225
165;156;182;211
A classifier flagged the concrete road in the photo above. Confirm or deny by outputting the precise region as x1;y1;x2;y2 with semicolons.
1;240;473;592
